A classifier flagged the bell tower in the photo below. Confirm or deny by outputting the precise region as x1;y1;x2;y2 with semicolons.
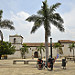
9;34;23;50
8;34;23;58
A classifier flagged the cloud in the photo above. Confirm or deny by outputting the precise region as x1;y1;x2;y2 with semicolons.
10;11;30;21
2;8;75;43
0;0;75;43
9;11;45;42
48;7;75;42
2;11;32;41
63;8;75;38
63;8;75;27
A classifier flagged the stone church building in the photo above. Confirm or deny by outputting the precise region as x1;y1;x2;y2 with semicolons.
8;35;75;59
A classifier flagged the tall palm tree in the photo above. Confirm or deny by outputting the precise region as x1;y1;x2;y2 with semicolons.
68;43;75;57
26;0;64;66
37;43;45;59
0;10;15;43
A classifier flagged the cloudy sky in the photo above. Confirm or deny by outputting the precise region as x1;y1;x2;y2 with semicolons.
0;0;75;43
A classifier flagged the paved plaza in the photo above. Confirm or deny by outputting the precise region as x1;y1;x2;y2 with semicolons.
0;58;75;75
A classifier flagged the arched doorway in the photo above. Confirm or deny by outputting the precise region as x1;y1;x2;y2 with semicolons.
34;51;38;58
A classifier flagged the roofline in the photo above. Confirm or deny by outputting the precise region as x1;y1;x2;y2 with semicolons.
58;40;75;43
23;43;56;47
9;35;23;38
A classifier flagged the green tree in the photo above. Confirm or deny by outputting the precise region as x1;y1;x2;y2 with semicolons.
26;0;64;66
37;43;45;59
0;41;15;59
53;43;63;55
20;44;29;59
0;10;15;43
68;43;75;57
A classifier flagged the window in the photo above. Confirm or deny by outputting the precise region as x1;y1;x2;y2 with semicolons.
14;38;16;43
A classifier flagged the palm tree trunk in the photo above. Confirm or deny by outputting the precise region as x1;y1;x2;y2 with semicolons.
24;53;26;59
0;30;3;44
22;55;23;59
73;49;74;57
41;50;42;59
45;30;48;67
73;49;75;63
0;55;1;59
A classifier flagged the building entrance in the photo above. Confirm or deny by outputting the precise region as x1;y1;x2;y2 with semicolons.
34;51;38;58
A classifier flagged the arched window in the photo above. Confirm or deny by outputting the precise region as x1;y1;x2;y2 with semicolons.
14;38;16;43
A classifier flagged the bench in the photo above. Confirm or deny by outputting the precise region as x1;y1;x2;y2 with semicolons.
67;56;73;60
13;60;28;64
67;57;73;60
66;56;75;62
13;60;37;64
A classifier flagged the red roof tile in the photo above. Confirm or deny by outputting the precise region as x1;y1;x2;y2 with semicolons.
58;40;75;43
23;43;54;47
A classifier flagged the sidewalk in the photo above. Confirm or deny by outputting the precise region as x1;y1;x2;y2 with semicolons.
0;58;75;75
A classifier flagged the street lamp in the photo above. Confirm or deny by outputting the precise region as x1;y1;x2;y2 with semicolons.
50;38;52;58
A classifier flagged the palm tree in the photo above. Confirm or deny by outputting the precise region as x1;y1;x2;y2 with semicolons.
37;43;45;59
68;43;75;57
26;0;64;66
20;44;29;59
0;10;15;43
53;43;63;57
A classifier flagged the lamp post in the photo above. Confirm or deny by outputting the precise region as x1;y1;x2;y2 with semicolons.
50;38;54;71
50;38;52;58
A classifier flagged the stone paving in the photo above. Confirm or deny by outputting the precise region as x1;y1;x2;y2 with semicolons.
0;58;75;75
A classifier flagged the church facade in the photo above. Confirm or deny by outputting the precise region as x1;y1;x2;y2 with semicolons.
8;35;75;59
